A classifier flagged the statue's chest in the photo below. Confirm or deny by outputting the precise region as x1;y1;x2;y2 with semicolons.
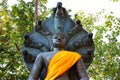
44;55;54;67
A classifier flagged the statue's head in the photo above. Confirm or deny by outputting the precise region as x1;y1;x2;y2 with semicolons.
52;33;67;48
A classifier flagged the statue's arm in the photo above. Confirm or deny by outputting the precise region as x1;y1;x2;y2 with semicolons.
29;54;43;80
76;58;89;80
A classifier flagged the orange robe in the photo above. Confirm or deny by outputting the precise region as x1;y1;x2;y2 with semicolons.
45;50;81;80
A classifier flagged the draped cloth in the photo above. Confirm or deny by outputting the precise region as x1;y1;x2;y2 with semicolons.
45;50;81;80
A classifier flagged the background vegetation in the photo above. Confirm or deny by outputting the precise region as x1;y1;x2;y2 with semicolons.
0;0;120;79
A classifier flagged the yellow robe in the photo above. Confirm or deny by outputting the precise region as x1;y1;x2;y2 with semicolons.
45;50;81;80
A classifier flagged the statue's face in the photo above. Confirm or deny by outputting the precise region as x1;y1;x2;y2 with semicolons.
52;33;67;48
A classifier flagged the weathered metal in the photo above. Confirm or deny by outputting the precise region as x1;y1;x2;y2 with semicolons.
21;2;94;73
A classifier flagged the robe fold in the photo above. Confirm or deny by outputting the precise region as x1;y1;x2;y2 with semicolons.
45;50;81;80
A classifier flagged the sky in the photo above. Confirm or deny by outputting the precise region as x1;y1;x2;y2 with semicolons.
46;0;120;17
7;0;120;17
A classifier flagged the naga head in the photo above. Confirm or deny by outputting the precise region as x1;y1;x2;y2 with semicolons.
56;2;64;16
57;2;62;9
52;2;68;18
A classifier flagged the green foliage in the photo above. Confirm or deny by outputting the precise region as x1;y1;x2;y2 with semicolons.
110;0;119;2
75;11;96;32
75;10;120;79
0;0;50;79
